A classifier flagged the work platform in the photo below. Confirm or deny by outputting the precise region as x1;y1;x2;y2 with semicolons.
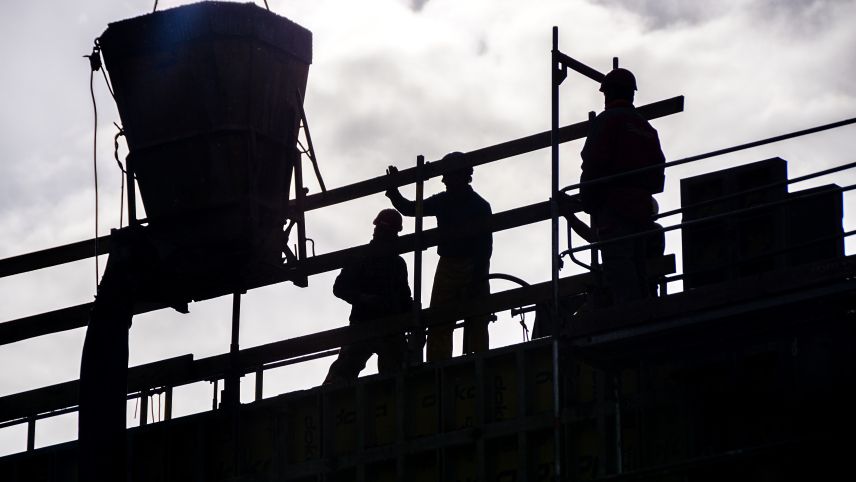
2;253;854;481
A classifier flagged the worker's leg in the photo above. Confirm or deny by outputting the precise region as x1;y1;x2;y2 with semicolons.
462;259;491;354
594;209;647;305
427;257;470;362
324;342;372;385
427;324;454;362
406;327;426;365
376;335;406;375
462;318;490;354
601;233;645;304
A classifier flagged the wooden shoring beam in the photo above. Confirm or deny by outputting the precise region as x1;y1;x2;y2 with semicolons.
0;200;553;346
0;96;684;280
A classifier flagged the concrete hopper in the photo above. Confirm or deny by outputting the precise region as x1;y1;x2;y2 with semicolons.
98;2;312;300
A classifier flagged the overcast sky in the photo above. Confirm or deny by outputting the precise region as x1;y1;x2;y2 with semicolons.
2;0;855;455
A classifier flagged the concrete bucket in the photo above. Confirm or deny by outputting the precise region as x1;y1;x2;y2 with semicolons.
98;1;312;299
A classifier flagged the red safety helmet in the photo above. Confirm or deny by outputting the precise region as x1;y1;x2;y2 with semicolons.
599;68;637;93
374;208;403;232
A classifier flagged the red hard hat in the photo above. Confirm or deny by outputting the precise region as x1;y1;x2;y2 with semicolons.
374;208;403;232
599;68;637;93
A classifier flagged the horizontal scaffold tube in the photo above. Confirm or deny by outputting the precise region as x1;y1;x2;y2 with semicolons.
0;199;556;346
0;96;684;280
0;271;598;424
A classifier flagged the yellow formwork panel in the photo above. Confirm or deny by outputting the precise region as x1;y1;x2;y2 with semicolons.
486;354;519;423
444;363;477;431
527;346;554;414
571;360;600;404
406;451;439;482
287;394;321;463
486;436;519;481
364;379;397;448
240;409;276;475
406;372;439;439
328;387;358;456
569;419;602;481
620;367;640;397
366;460;397;482
528;430;555;481
446;445;476;481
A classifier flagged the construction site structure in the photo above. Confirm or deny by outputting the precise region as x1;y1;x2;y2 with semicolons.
1;3;855;481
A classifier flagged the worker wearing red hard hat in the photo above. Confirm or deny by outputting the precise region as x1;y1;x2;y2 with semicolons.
579;67;666;304
323;209;412;384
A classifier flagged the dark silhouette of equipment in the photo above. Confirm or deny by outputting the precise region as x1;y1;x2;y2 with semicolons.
78;3;312;481
681;158;843;288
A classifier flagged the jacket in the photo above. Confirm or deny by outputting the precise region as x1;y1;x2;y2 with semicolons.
387;186;492;261
333;239;413;323
580;99;666;224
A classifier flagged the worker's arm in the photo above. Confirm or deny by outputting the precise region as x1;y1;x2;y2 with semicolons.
567;213;594;243
332;264;362;305
395;256;414;312
559;193;594;242
385;165;441;217
385;166;417;216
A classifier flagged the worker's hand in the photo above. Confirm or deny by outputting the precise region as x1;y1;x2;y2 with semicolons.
385;166;400;198
558;192;583;211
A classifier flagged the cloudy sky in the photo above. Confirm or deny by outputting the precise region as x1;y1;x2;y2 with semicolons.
2;0;855;455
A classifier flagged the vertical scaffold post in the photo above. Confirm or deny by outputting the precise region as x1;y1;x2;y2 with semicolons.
550;28;561;325
165;386;173;421
125;156;137;227
224;292;242;408
294;153;308;262
26;417;35;451
550;26;563;482
412;155;425;363
414;156;425;311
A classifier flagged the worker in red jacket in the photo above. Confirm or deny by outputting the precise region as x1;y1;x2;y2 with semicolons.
580;68;666;304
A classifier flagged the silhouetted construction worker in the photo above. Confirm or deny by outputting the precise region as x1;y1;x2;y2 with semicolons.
386;152;493;362
323;209;412;384
580;68;666;304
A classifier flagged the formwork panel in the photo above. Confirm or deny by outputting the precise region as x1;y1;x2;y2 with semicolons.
443;361;478;431
525;345;554;415
406;370;439;439
527;429;554;482
445;444;476;482
286;393;322;464
568;418;603;481
366;459;397;482
325;387;358;456
485;353;519;423
363;378;397;448
406;450;439;482
486;435;519;481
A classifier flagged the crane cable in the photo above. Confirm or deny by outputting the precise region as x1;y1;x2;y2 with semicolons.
85;43;102;289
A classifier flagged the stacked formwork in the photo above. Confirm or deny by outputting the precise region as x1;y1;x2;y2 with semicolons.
3;276;854;482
